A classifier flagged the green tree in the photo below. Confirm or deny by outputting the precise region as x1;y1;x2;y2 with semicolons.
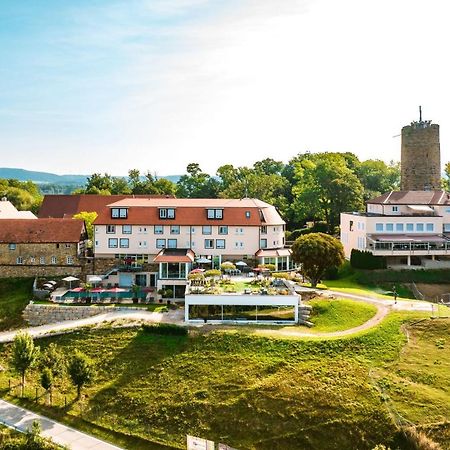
84;173;112;194
443;161;450;191
177;163;219;198
72;211;97;241
356;159;400;199
291;233;345;287
40;367;53;404
68;351;95;398
39;343;66;379
11;332;40;397
291;153;364;232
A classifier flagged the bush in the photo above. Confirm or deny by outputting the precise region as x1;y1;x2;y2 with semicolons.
204;269;221;278
258;264;276;271
288;222;329;241
142;323;188;336
350;249;387;270
272;272;290;279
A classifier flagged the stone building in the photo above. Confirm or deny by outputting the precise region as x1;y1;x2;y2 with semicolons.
400;115;441;191
0;218;88;277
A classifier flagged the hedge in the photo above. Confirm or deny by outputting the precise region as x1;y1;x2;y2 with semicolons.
142;323;188;336
355;269;450;284
350;249;387;270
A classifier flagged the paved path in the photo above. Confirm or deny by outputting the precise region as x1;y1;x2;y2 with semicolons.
0;399;122;449
0;308;184;343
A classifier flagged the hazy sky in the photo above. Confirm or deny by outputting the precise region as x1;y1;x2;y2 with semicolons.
1;0;449;176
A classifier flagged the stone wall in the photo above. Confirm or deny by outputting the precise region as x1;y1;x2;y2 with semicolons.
0;265;83;278
401;123;441;191
23;303;115;326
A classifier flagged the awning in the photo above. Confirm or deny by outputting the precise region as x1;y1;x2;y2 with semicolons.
255;248;292;257
153;248;196;263
407;205;434;212
368;234;449;243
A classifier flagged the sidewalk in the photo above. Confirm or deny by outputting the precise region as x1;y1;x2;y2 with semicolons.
0;399;122;449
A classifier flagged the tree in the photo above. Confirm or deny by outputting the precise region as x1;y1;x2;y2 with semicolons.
11;332;40;397
443;161;450;191
291;233;345;287
68;351;95;399
84;173;113;194
40;368;53;405
356;159;400;200
291;153;364;232
72;211;97;242
39;343;66;379
177;163;220;198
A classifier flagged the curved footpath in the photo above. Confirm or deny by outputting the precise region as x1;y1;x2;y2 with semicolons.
0;292;435;343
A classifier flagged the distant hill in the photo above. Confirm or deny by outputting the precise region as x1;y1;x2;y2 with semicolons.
0;168;181;184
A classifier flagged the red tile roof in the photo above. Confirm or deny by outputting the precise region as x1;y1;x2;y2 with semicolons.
94;198;285;226
153;248;195;263
0;219;86;243
38;194;174;218
367;190;450;205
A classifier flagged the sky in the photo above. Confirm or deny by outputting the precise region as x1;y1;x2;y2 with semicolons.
1;0;450;176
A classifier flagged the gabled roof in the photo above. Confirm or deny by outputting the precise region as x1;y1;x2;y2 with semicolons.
94;198;285;226
0;219;86;243
38;194;174;218
367;190;450;205
153;248;196;263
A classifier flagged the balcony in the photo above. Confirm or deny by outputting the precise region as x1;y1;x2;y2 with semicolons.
367;234;450;256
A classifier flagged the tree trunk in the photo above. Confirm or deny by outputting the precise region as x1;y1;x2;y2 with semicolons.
21;372;25;398
77;385;81;399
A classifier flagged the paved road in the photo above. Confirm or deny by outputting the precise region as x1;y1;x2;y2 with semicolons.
0;399;122;449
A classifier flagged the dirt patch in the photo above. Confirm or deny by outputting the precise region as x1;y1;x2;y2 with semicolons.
415;284;450;300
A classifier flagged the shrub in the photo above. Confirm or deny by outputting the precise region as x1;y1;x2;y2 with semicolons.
350;249;387;270
142;323;188;336
258;264;276;271
272;272;290;279
204;269;221;278
221;262;236;271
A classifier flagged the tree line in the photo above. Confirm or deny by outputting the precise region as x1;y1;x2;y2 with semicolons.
2;154;449;231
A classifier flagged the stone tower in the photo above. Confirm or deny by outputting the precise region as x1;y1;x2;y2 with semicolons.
400;108;441;191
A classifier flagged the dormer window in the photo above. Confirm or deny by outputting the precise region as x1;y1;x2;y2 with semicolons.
245;211;251;219
111;208;128;219
159;208;175;219
206;209;223;219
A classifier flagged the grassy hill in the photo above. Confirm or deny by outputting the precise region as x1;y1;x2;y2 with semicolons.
0;278;33;331
0;313;448;450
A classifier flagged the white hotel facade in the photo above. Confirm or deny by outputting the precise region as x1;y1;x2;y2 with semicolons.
93;198;291;296
340;190;450;267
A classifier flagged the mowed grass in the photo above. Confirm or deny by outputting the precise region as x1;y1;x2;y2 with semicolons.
1;313;448;449
0;278;33;331
308;298;378;332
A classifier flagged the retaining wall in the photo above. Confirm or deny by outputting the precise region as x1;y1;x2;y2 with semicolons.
23;303;115;326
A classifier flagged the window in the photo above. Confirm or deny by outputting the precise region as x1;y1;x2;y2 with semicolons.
16;257;23;265
396;223;404;232
111;208;127;218
95;240;99;247
106;225;116;234
154;225;164;234
170;225;180;234
444;224;450;232
349;220;354;231
406;223;414;232
108;238;118;248
416;223;424;232
261;226;267;234
65;243;71;248
204;239;214;249
426;223;434;232
202;226;212;235
122;225;132;234
386;223;394;232
206;209;223;219
159;208;175;219
30;257;35;264
235;227;244;235
260;238;267;249
40;256;45;264
51;256;57;265
156;239;166;249
392;206;399;212
138;241;148;248
245;211;251;219
8;243;16;250
119;238;129;248
375;223;383;232
167;239;177;249
216;239;225;249
218;226;228;235
139;227;148;233
66;256;74;265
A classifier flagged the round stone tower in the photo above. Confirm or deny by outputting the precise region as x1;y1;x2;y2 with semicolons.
400;111;441;191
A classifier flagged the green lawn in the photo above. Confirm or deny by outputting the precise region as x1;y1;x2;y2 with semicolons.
308;298;378;332
0;278;33;331
0;314;448;450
